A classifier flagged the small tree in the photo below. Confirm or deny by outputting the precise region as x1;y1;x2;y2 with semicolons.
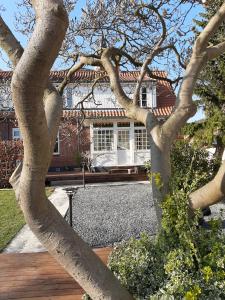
0;1;133;299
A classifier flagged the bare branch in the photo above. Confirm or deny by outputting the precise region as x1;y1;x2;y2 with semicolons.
58;55;102;94
74;75;107;109
0;16;23;67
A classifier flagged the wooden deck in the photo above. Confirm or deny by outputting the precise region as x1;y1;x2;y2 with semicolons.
0;248;112;300
46;170;147;185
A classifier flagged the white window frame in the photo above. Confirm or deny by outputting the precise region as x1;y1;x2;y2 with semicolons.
117;129;130;150
134;127;150;151
141;86;147;107
53;132;60;155
12;128;21;140
138;86;148;107
93;125;114;152
151;83;157;108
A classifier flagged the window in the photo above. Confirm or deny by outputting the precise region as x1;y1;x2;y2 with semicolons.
141;87;147;107
66;87;73;108
117;130;130;150
117;122;130;127
12;128;21;140
134;129;150;150
53;132;60;155
93;123;113;128
134;122;145;127
138;87;147;107
93;129;114;151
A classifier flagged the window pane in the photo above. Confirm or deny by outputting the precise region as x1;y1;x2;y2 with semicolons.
134;122;145;127
117;130;130;150
53;133;60;154
134;129;150;150
142;87;147;107
66;88;73;108
93;129;114;151
12;128;21;140
117;122;130;127
93;123;113;128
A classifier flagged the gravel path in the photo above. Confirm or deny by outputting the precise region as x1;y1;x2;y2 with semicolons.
65;183;225;248
66;183;158;247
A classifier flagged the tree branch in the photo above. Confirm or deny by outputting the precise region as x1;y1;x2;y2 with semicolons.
195;2;225;53
0;16;23;67
189;161;225;209
58;55;102;95
207;40;225;59
163;1;225;139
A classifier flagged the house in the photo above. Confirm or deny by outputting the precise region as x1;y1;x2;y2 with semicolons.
0;69;176;172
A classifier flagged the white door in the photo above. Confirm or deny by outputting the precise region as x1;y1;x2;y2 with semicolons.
117;129;131;165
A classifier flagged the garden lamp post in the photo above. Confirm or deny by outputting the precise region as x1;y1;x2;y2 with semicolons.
81;161;86;188
65;189;74;227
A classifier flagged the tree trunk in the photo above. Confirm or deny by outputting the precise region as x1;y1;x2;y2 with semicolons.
9;1;134;299
148;126;171;224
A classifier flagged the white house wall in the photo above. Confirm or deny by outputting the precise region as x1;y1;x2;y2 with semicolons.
134;151;151;165
66;82;157;109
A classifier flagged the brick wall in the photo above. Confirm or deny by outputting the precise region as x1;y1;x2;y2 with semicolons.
50;121;90;169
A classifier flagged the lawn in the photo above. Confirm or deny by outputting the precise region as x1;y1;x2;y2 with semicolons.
0;187;54;252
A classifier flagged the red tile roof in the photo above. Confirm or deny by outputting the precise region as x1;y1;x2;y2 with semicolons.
0;107;173;120
49;69;167;83
0;69;171;83
62;107;173;119
0;69;176;111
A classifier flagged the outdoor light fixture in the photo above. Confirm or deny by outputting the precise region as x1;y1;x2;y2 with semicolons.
81;161;86;188
65;188;74;227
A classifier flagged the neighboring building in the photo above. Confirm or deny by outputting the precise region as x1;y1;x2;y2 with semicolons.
0;69;176;171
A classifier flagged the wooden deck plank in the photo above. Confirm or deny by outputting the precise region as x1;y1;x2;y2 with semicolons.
13;296;82;300
0;248;112;300
46;170;147;184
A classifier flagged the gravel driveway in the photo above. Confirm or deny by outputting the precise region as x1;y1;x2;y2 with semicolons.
66;183;158;247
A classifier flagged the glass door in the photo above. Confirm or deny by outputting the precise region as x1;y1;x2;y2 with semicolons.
117;129;131;165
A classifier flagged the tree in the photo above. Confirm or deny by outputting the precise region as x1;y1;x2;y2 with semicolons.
0;1;133;299
0;1;225;299
189;0;225;160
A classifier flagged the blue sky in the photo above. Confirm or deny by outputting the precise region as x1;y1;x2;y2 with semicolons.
0;1;205;121
0;0;87;69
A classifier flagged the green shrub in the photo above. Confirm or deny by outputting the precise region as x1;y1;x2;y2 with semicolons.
107;187;225;299
83;141;224;299
145;140;220;192
108;233;165;299
170;140;220;191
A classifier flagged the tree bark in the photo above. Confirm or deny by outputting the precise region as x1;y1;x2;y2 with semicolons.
215;136;224;161
146;124;171;224
7;1;134;299
190;161;225;209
